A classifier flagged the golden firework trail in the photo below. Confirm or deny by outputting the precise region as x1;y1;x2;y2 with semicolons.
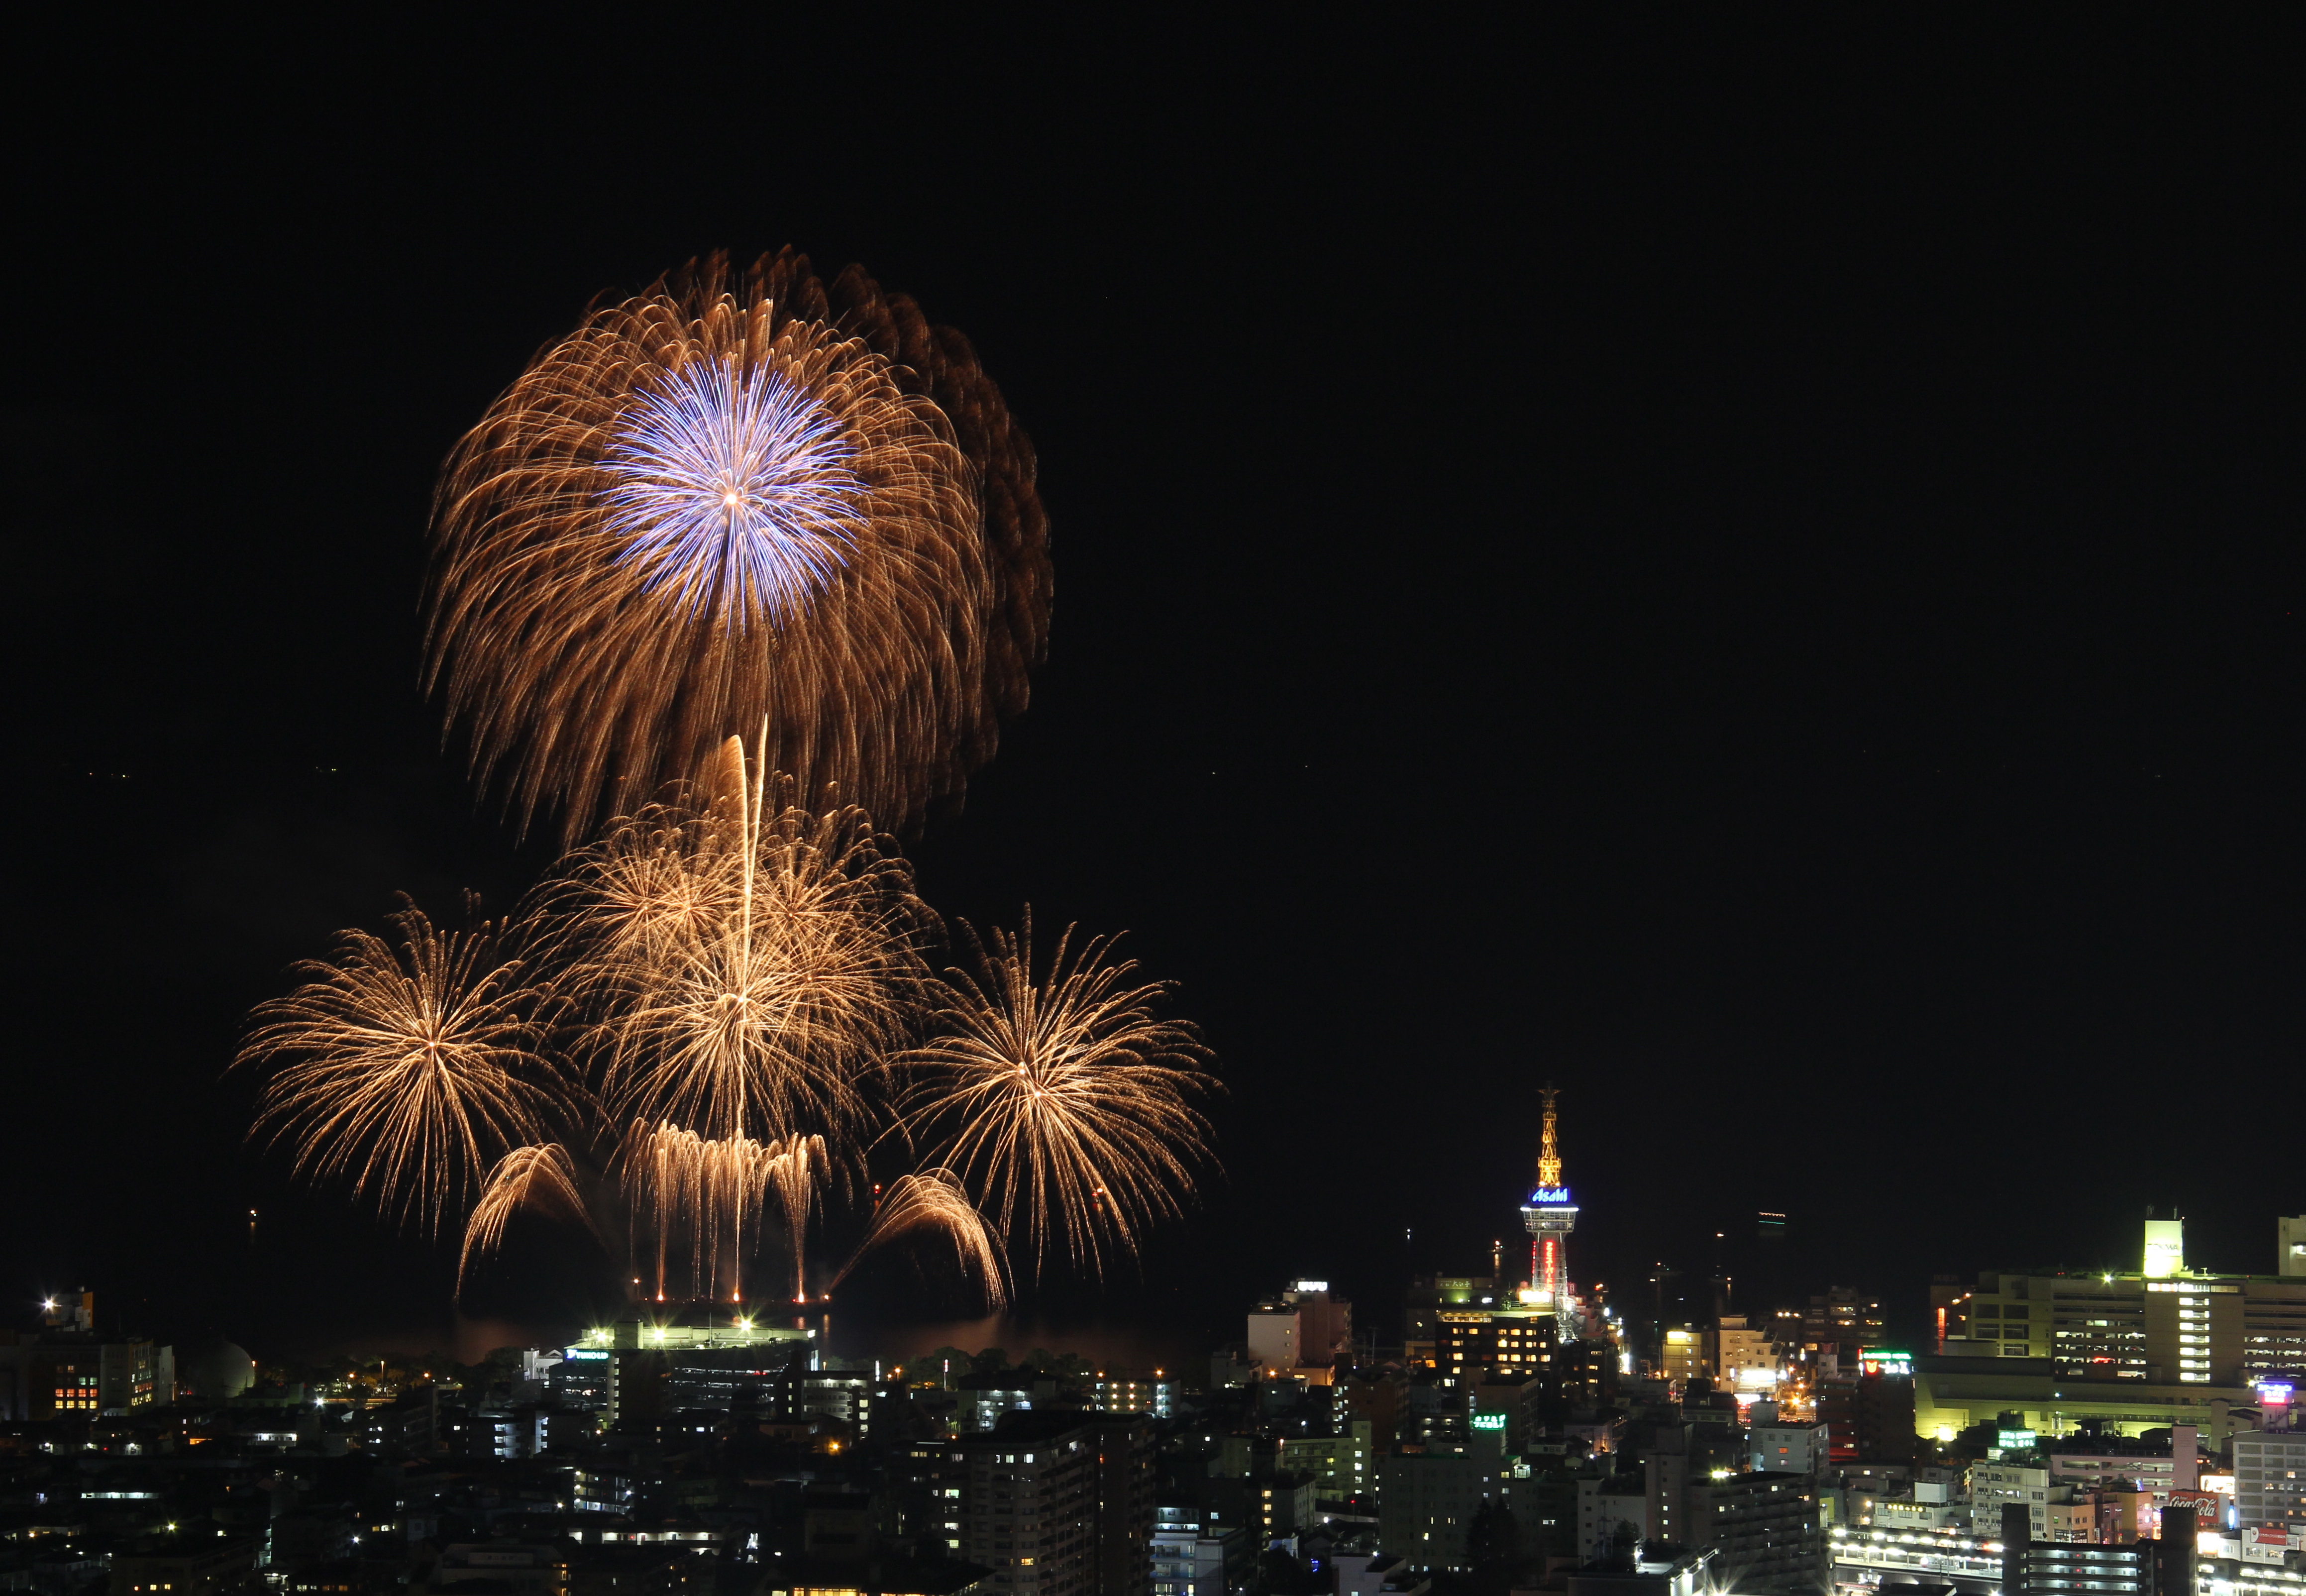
459;1144;595;1289
237;899;558;1236
762;1133;831;1303
896;911;1216;1279
621;1121;789;1301
834;1169;1007;1308
427;249;1050;845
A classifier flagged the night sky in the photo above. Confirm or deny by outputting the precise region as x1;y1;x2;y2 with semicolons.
10;21;2295;1365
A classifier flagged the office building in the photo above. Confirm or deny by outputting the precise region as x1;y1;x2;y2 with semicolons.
911;1410;1154;1596
0;1291;174;1419
1749;1420;1828;1476
2046;1426;2199;1494
1817;1370;1915;1463
551;1348;611;1410
1973;1463;2060;1541
1248;1280;1354;1376
588;1306;808;1428
1795;1289;1888;1358
1406;1275;1504;1370
1916;1218;2306;1449
1088;1374;1178;1419
1577;1474;1651;1564
112;1535;262;1596
1710;1316;1777;1394
1686;1473;1826;1596
1279;1420;1375;1500
1437;1310;1557;1389
2233;1430;2306;1535
1658;1328;1702;1386
1379;1428;1507;1572
1943;1218;2306;1384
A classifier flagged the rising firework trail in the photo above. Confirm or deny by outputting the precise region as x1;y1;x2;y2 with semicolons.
236;899;559;1237
896;912;1217;1280
428;249;1051;844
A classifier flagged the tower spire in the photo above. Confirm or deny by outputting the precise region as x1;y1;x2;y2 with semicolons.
1538;1081;1563;1190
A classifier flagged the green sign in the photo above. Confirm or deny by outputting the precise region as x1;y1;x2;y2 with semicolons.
1998;1429;2037;1449
1470;1413;1508;1430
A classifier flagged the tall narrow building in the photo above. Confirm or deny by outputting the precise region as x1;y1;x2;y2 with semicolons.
1521;1084;1579;1337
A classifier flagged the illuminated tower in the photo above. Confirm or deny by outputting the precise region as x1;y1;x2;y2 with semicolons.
1521;1084;1579;1334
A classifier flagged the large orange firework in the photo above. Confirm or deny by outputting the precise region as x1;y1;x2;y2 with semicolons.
237;900;560;1236
428;249;1050;844
895;913;1217;1279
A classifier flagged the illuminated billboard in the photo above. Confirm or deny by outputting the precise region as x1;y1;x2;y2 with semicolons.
2143;1218;2184;1278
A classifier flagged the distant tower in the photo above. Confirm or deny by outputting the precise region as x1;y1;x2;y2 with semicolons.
1521;1084;1579;1335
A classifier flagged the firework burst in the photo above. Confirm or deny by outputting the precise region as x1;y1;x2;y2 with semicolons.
237;899;559;1236
428;249;1049;843
557;736;932;1149
896;912;1216;1279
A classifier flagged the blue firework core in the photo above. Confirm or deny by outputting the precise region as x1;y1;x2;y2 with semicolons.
600;360;865;626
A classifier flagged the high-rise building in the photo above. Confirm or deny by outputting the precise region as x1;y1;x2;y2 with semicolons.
1520;1085;1579;1338
1378;1426;1507;1572
906;1410;1154;1596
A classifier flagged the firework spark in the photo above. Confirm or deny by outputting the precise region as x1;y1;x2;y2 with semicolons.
834;1169;1007;1308
896;912;1215;1279
428;249;1049;843
459;1144;594;1289
237;900;558;1236
623;1121;782;1301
